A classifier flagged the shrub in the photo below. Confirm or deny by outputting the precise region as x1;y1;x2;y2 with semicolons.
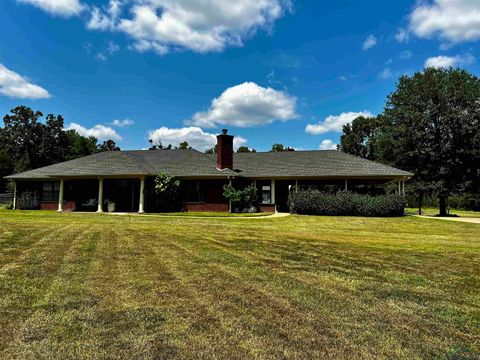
288;190;405;217
153;172;181;212
16;191;40;210
223;184;258;212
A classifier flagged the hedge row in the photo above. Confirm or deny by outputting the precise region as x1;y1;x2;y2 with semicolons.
288;190;405;217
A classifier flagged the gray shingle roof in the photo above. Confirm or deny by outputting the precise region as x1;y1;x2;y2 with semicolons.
6;149;412;180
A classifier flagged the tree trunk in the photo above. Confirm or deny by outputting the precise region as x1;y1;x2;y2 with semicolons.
438;194;448;216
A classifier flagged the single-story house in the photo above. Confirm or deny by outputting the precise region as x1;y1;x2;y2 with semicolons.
6;129;412;213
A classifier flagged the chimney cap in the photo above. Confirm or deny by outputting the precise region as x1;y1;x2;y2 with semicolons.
221;128;228;135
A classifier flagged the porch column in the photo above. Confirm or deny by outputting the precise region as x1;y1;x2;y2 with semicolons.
97;177;104;213
138;177;145;213
271;179;276;204
13;180;16;210
295;179;298;192
402;180;405;198
398;180;401;195
228;177;232;213
57;179;64;212
344;179;348;191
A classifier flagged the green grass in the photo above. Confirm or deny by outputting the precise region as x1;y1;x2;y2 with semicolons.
406;207;480;218
0;210;478;359
154;211;274;217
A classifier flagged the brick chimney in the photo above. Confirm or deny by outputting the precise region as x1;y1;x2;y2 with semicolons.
216;129;233;170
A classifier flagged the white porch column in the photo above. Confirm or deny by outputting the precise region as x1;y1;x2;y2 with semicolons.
295;179;298;192
97;177;104;213
13;181;16;210
344;179;348;191
57;179;64;212
228;177;232;213
398;180;401;195
402;180;405;198
271;179;276;205
138;177;145;213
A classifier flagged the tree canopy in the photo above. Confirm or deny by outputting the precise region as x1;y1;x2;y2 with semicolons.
0;106;120;192
339;68;480;215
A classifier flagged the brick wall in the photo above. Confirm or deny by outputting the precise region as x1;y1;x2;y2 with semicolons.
185;203;229;212
40;201;76;211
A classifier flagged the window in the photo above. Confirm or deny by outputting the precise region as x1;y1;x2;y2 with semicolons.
186;181;205;203
261;185;271;204
42;182;60;201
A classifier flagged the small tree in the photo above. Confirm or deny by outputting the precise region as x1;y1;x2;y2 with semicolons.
223;184;258;212
154;172;180;211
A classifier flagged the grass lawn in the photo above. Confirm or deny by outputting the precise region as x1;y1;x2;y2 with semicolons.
0;210;478;359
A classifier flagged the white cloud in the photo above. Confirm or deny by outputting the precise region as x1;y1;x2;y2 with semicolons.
409;0;480;44
362;35;377;50
96;41;120;61
319;139;337;150
188;82;297;128
379;67;393;80
88;0;290;54
110;119;134;127
399;50;412;60
88;0;124;30
148;126;247;151
17;0;85;17
66;122;122;140
305;111;373;135
395;28;409;43
424;53;475;68
0;63;50;99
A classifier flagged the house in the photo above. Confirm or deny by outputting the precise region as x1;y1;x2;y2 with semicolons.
6;129;412;213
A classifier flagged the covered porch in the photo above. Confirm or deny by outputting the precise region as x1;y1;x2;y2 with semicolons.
13;176;146;213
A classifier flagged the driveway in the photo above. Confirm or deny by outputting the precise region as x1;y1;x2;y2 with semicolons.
415;215;480;224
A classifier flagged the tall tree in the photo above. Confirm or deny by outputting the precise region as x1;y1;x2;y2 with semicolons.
271;143;294;152
97;139;121;152
2;106;44;172
236;146;256;153
339;115;387;161
384;68;480;215
178;141;191;149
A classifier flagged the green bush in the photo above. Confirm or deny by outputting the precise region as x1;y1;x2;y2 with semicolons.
16;191;39;210
223;184;258;212
288;190;405;217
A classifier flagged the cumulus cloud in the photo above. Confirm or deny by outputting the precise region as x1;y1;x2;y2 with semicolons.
362;35;377;50
319;139;337;150
87;0;124;30
110;119;134;127
17;0;85;17
88;0;290;54
66;122;122;140
148;126;247;151
0;63;50;99
424;53;475;68
305;111;373;135
409;0;480;44
188;82;297;128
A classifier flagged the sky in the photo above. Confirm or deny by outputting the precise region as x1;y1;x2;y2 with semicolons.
1;0;480;151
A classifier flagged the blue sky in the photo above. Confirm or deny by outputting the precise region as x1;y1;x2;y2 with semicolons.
1;0;479;151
